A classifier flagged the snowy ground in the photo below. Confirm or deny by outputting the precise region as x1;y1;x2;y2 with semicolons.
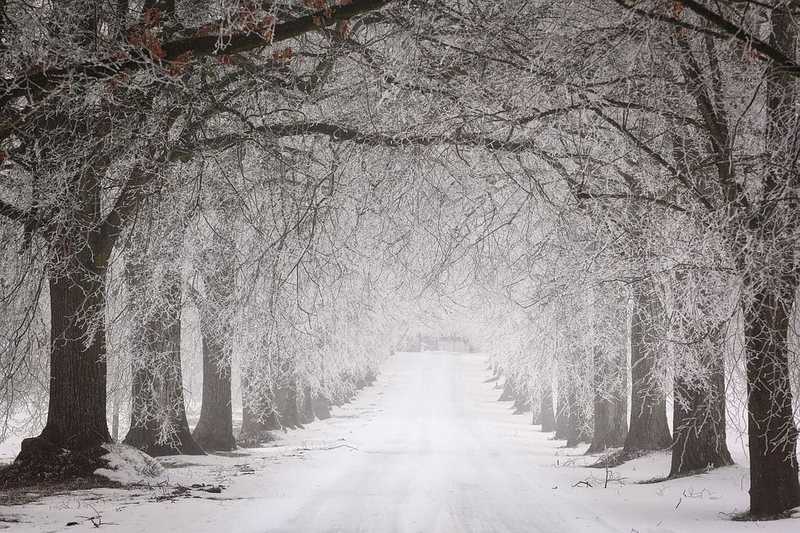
1;351;799;532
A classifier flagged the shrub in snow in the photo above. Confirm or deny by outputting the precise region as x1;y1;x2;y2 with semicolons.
93;443;164;485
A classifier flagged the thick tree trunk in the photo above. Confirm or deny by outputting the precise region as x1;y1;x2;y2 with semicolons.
124;269;203;456
623;279;671;454
540;383;556;432
10;167;118;477
238;370;284;446
11;235;115;481
740;2;800;517
743;284;800;516
239;405;273;446
192;259;236;452
43;272;110;449
280;381;301;429
670;322;732;476
192;334;236;451
239;374;279;446
565;386;591;448
587;346;628;454
17;269;112;465
611;386;628;445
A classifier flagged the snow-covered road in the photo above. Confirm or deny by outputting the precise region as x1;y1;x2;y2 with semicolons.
265;351;576;533
4;351;798;532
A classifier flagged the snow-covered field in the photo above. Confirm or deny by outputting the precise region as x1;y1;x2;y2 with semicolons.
1;351;799;532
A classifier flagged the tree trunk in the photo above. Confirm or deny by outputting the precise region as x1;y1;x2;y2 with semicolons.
192;258;236;452
312;394;332;420
499;376;515;401
513;388;531;415
300;386;315;425
124;268;203;456
44;272;111;449
540;383;556;432
239;401;274;446
10;167;117;477
587;345;628;454
280;381;301;429
623;279;671;454
670;321;732;476
19;270;112;459
12;239;114;480
743;283;800;516
530;391;541;425
239;380;277;446
740;2;800;517
555;376;570;440
565;385;591;448
192;334;236;451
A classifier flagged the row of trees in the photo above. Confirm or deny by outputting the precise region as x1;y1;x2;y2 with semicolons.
409;0;800;518
0;0;798;520
457;0;800;517
0;0;408;473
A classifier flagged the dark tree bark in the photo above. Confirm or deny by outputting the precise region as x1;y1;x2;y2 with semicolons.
5;124;179;479
192;334;235;451
587;345;628;454
280;381;301;429
239;379;278;446
238;369;283;446
623;279;671;454
669;311;732;476
739;2;800;517
22;270;111;454
670;360;732;475
565;378;592;448
0;0;394;479
540;383;556;432
664;34;734;477
123;265;203;456
243;381;297;432
239;406;274;446
743;283;800;516
13;174;114;474
192;239;236;452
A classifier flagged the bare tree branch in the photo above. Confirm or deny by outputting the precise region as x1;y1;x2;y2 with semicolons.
0;198;29;223
612;0;800;76
0;0;392;117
